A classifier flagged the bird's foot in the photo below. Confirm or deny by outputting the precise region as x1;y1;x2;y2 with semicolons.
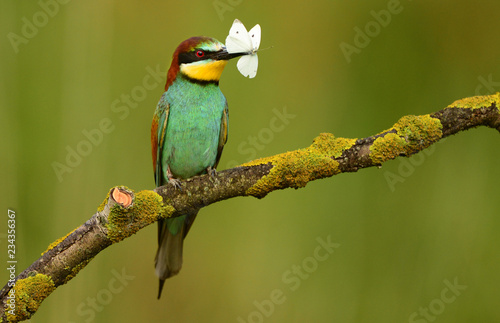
207;166;217;177
167;166;182;190
206;166;219;185
168;178;182;190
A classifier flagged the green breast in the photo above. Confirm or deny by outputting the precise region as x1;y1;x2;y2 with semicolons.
162;76;227;179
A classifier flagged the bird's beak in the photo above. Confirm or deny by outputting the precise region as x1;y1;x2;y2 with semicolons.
215;47;248;61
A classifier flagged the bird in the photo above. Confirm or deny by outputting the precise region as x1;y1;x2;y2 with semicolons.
151;36;245;299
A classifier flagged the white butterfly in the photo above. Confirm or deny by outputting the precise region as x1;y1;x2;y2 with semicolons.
225;19;261;78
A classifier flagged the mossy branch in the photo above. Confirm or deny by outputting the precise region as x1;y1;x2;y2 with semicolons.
1;93;499;322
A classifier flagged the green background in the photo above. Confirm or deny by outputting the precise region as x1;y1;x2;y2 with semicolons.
2;0;500;322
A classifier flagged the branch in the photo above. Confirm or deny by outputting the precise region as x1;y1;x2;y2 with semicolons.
1;93;499;322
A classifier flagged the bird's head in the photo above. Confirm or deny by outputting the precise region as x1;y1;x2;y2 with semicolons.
164;36;244;90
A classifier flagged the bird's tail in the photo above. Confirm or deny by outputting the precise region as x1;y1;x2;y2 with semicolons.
155;213;197;299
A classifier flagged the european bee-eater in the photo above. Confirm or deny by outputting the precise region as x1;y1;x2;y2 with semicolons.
151;36;245;299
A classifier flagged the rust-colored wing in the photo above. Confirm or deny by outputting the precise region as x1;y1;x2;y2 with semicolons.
151;94;170;186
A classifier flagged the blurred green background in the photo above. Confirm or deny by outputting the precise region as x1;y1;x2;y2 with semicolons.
2;0;500;322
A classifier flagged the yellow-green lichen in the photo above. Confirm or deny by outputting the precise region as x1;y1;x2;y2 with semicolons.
370;114;442;164
106;189;174;243
369;133;407;164
5;274;55;322
41;227;79;256
241;133;356;198
447;92;500;111
310;133;357;158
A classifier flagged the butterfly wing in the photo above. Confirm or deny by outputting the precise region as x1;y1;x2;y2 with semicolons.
225;19;252;54
237;54;258;78
226;19;261;78
248;24;261;52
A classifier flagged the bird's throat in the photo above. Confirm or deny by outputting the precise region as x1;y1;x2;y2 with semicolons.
180;60;228;83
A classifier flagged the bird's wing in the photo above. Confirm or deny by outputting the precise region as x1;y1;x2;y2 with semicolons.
214;103;228;169
151;94;170;187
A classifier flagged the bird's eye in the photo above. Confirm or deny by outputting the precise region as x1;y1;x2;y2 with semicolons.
196;50;205;58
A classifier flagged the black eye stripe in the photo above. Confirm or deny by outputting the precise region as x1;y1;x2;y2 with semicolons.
178;50;223;64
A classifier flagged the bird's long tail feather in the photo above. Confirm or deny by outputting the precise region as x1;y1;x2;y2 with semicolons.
155;213;197;299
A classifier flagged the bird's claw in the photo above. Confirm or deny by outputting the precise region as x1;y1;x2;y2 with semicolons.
206;166;219;185
207;166;217;177
166;166;182;190
168;178;182;190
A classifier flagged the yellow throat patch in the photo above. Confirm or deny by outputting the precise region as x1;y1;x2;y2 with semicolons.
180;60;228;82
